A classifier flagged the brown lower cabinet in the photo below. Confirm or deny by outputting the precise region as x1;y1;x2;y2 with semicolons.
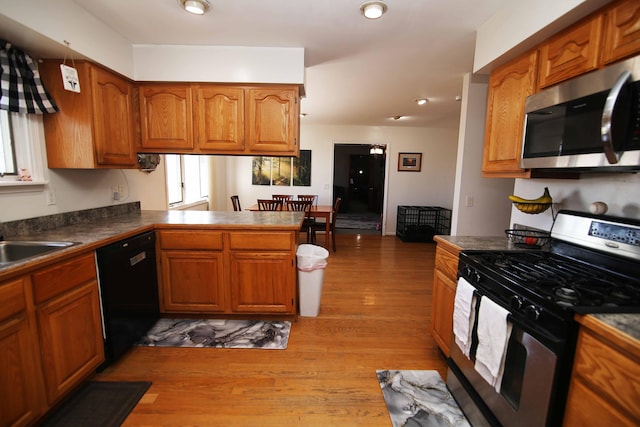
0;277;46;427
430;238;461;358
563;315;640;426
158;229;297;316
0;253;104;427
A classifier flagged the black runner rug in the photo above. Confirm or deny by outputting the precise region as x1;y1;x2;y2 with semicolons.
42;381;150;427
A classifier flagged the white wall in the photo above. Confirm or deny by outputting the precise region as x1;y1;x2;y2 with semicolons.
452;73;514;236
510;175;640;231
223;124;459;235
133;45;304;84
1;0;134;75
0;157;168;223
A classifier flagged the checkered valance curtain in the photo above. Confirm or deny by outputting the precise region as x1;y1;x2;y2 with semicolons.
0;40;58;114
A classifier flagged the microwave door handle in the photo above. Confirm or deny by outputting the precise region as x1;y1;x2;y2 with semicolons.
601;70;632;164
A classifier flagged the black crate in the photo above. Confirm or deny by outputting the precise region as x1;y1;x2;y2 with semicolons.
396;206;452;242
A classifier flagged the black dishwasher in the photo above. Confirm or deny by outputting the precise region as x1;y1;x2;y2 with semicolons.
96;231;159;368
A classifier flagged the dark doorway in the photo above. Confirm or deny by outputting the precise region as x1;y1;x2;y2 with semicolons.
333;144;386;233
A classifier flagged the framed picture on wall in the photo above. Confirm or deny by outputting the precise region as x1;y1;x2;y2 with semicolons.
251;150;312;186
398;152;422;172
252;156;271;185
293;150;311;186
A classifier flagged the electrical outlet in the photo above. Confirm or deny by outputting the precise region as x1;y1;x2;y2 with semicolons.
46;189;56;206
112;185;120;201
465;195;474;207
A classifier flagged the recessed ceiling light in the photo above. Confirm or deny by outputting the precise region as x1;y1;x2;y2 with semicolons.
360;1;387;19
416;98;429;105
178;0;210;15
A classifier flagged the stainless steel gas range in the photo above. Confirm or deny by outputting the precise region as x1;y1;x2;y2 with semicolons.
447;210;640;427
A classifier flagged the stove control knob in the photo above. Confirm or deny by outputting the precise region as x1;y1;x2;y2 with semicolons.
463;267;481;283
524;305;541;321
510;296;523;310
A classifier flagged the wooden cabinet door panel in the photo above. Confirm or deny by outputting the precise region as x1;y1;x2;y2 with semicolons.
602;0;640;64
37;281;104;404
91;67;136;166
564;379;636;426
139;85;194;149
0;277;45;427
229;252;294;314
246;88;298;153
538;15;603;89
482;50;538;177
195;86;245;151
160;251;226;312
571;329;639;420
430;269;456;357
434;246;459;280
0;316;45;427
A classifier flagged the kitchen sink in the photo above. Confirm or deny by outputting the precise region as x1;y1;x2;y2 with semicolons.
0;240;78;265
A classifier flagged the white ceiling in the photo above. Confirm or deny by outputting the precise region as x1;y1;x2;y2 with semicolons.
13;0;514;128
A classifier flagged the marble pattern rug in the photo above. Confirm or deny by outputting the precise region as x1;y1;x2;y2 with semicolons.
136;319;291;350
376;370;470;427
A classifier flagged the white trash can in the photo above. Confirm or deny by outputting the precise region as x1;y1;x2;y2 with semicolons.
296;244;329;317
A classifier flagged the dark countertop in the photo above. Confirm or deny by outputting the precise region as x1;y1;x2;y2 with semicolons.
434;235;520;251
0;210;304;277
591;313;640;342
434;235;639;346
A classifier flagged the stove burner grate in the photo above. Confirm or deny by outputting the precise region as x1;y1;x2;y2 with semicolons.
464;251;640;312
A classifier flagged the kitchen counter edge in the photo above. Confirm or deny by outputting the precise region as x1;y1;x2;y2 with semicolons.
0;210;304;280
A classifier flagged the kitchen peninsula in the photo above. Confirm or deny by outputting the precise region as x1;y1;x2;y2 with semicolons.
0;203;305;319
0;202;304;426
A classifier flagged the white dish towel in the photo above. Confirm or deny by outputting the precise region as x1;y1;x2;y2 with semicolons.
452;277;476;358
474;296;513;393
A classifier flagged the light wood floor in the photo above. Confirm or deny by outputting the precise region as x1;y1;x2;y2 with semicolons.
93;234;447;426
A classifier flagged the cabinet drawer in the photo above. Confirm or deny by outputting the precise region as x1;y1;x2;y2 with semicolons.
159;230;223;250
0;277;27;321
32;253;97;304
229;232;292;250
435;247;459;280
573;329;640;420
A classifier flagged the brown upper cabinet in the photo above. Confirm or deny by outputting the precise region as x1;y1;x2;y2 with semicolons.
40;60;137;169
482;0;640;178
137;84;194;151
482;50;538;178
601;0;640;64
137;83;300;156
537;14;603;90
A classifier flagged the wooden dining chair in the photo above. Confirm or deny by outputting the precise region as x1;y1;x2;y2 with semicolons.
272;194;293;203
257;199;283;211
286;199;313;242
311;197;341;252
297;194;318;205
230;195;242;211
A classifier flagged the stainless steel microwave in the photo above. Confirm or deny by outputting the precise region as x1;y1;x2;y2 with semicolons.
521;54;640;171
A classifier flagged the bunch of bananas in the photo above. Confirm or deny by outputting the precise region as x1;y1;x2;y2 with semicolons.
508;187;553;214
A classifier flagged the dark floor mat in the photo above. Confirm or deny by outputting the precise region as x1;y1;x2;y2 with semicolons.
42;381;151;427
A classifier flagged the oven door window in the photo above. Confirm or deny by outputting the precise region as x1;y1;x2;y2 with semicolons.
500;332;527;410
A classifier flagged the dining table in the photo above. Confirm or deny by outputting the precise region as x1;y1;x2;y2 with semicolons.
246;203;334;250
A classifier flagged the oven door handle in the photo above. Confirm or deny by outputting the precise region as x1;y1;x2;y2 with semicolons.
469;284;564;351
506;312;564;351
